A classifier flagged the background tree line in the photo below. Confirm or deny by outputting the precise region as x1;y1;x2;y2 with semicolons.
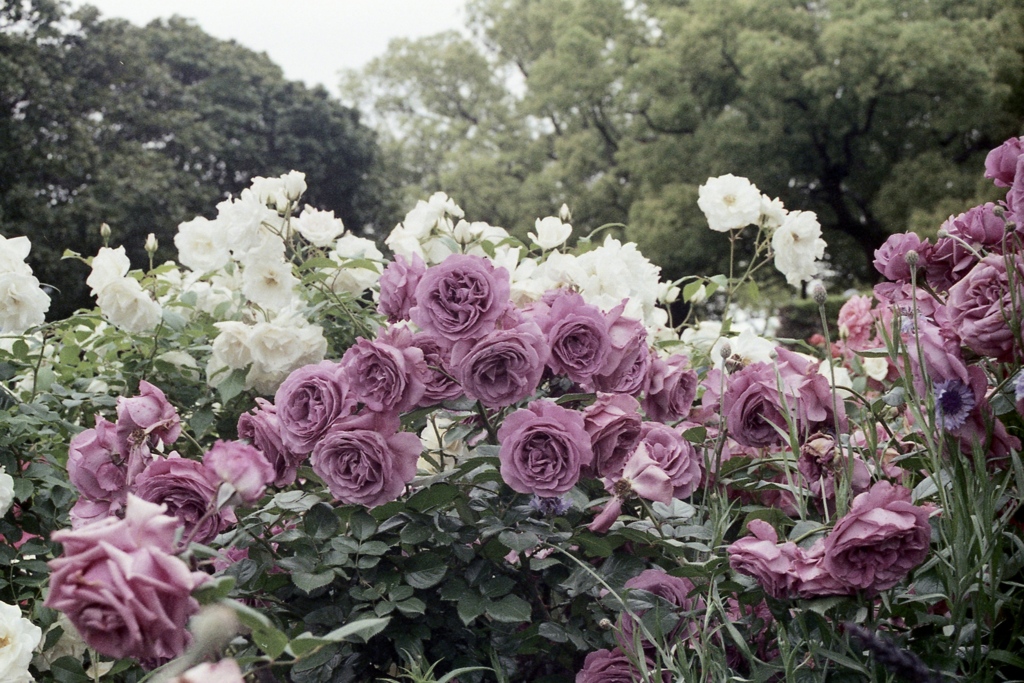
0;0;383;317
344;0;1024;289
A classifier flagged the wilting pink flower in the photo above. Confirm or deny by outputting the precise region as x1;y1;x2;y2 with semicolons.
203;440;275;504
947;253;1024;362
309;411;422;508
46;496;206;667
274;361;353;455
582;393;642;480
642;354;698;423
116;381;181;481
410;254;511;344
822;481;932;592
451;321;549;409
637;423;702;500
132;454;235;544
237;398;304;487
797;433;870;502
984;136;1024;187
727;520;802;599
498;399;593;497
377;253;426;323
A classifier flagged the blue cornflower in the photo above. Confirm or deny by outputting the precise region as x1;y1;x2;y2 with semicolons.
933;379;975;432
529;495;572;516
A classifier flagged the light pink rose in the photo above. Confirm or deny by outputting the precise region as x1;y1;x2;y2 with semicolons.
237;398;304;487
203;440;275;504
46;496;206;668
642;354;698;423
132;454;235;544
822;481;932;592
637;422;702;500
836;295;875;350
582;393;642;480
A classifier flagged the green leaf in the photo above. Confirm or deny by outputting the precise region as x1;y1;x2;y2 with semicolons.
349;510;378;540
293;570;336;594
252;624;289;659
404;553;448;589
12;477;32;503
304;503;340;540
486;594;532;623
498;530;540;553
681;426;707;443
49;656;91;683
457;592;486;625
407;482;461;512
192;575;236;604
217;368;248;402
395;597;427;616
321;616;391;643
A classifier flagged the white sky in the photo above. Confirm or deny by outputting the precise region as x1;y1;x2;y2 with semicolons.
68;1;469;96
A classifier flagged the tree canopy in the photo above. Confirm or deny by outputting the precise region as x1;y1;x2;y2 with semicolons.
346;0;1024;285
1;0;382;317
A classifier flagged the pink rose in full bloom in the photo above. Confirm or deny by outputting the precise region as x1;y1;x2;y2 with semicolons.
924;235;979;292
133;454;235;544
536;289;611;385
409;254;511;345
984;135;1024;187
67;415;126;509
274;361;353;455
836;295;875;350
947;253;1024;362
727;520;803;599
642;353;698;423
377;253;426;323
309;411;422;507
591;303;651;396
873;232;930;283
409;332;463;406
451;320;549;409
171;659;245;683
46;496;207;667
636;422;702;500
498;399;593;497
341;333;428;414
582;393;642;480
575;647;667;683
237;398;304;487
942;203;1007;250
822;481;932;593
203;440;275;504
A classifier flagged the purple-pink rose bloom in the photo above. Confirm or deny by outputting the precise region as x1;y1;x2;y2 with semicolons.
727;520;803;599
582;393;642;480
618;568;701;649
822;481;932;592
377;253;426;323
237;398;304;488
720;362;788;448
537;289;611;385
642;354;698;423
498;399;594;497
203;440;275;504
637;422;702;500
575;647;667;683
309;411;422;507
451;320;549;409
68;415;126;507
984;135;1024;187
341;333;427;414
947;253;1024;362
116;381;181;481
590;303;651;396
410;332;464;406
132;454;235;544
409;254;511;345
274;361;353;455
46;496;207;668
873;232;930;283
943;203;1007;250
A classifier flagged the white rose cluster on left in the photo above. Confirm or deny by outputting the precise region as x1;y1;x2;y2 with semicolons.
87;246;162;333
0;601;41;683
0;235;51;334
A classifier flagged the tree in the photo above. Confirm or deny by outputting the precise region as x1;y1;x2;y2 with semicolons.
0;2;382;317
347;0;1024;285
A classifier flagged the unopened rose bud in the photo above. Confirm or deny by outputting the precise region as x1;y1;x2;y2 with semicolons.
598;618;613;630
282;170;307;202
993;205;1006;218
936;228;948;238
904;249;919;267
718;342;732;360
559;203;572;222
100;223;111;240
811;282;827;305
144;233;158;254
768;348;778;360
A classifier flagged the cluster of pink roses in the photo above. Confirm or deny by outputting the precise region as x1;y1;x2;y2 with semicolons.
242;252;704;515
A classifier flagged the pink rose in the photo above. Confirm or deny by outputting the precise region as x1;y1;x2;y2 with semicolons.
947;253;1024;362
727;520;802;599
116;381;181;481
984;135;1024;187
822;481;932;592
309;411;422;507
46;496;206;667
274;361;353;455
451;321;549;409
410;254;511;344
642;353;698;423
942;203;1007;249
836;295;875;350
498;399;593;497
576;647;668;683
637;422;702;500
582;393;642;480
203;440;275;504
409;332;464;406
618;568;701;649
537;289;611;385
872;232;930;283
132;454;235;544
237;398;304;487
924;236;979;292
590;303;651;396
341;333;428;414
68;415;126;507
172;659;245;683
377;253;426;323
797;433;870;502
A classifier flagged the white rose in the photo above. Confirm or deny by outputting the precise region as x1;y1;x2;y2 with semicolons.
529;216;572;250
680;320;723;354
697;174;763;232
217;191;277;256
861;355;889;382
95;277;162;333
211;321;254;370
711;329;776;369
384;225;426;261
0;236;32;276
234;232;286;269
86;246;130;295
248;175;286;209
175;217;231;274
0;274;50;334
0;601;41;683
281;170;307;202
771;210;827;287
241;260;298;311
328;235;383;295
0;467;14;518
246;322;327;393
819;361;854;396
294;206;345;247
760;195;788;229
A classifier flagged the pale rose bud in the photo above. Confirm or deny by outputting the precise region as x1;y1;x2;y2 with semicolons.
145;233;158;254
282;170;307;202
904;249;919;267
811;281;827;305
100;223;111;240
559;203;572;222
687;283;707;304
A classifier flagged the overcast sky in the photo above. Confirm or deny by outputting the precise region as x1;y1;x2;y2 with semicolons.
69;1;468;96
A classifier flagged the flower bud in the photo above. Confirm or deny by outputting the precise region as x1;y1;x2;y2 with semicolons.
811;281;827;305
559;203;572;222
100;223;111;240
903;249;919;267
144;233;158;255
282;170;307;202
718;342;732;360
